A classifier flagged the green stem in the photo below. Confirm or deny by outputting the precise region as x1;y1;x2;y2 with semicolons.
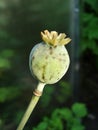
16;82;45;130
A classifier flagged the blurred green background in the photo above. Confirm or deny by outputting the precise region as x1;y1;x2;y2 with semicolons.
0;0;98;130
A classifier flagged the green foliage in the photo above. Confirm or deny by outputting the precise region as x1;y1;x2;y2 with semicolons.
33;122;48;130
72;103;88;118
33;103;88;130
40;85;54;108
0;49;14;70
40;81;72;108
71;125;85;130
0;87;21;103
57;81;72;103
81;0;98;55
84;0;98;12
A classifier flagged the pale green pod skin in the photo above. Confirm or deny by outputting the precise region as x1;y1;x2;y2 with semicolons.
29;42;70;84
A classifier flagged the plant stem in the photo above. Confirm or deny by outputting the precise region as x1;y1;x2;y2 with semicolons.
16;82;46;130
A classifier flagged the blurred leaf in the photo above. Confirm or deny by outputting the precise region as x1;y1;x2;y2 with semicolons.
72;118;81;126
0;30;9;39
33;122;48;130
0;1;6;8
81;40;98;55
40;85;54;108
0;87;21;103
81;0;98;56
0;50;14;70
72;103;88;118
59;108;73;121
83;14;98;39
0;58;11;69
49;117;63;130
85;0;98;13
56;81;72;103
71;125;85;130
0;49;14;58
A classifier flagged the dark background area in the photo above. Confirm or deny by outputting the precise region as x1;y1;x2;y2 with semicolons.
0;0;98;130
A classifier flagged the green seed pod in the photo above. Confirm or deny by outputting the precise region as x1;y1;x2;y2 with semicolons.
29;30;71;84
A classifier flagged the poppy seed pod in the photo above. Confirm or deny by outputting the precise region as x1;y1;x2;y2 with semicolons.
29;30;71;84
